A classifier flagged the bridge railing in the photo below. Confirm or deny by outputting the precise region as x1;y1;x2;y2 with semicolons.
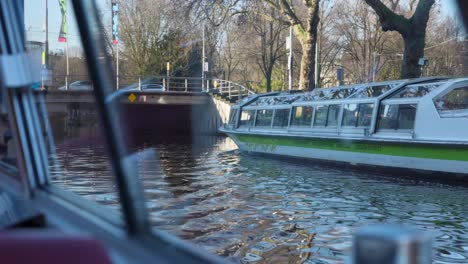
45;74;256;99
210;79;256;101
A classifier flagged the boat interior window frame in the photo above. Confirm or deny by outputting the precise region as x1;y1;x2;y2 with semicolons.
0;1;227;263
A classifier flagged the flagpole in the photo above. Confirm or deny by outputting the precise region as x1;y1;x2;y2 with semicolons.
116;37;119;90
65;1;69;91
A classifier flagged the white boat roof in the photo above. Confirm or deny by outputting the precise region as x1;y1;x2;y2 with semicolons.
239;77;453;108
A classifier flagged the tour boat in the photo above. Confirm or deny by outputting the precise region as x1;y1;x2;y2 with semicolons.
220;77;468;175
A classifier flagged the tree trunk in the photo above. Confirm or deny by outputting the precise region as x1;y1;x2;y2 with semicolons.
364;0;435;79
298;4;320;91
299;33;316;91
266;73;272;92
401;31;425;78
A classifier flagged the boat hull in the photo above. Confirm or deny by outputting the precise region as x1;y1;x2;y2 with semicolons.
226;132;468;175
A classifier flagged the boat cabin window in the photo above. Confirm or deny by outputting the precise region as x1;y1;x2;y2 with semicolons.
390;83;442;98
272;109;290;128
255;109;273;127
327;105;341;127
240;110;255;127
313;105;328;126
342;104;358;127
313;105;341;127
434;86;468;112
342;103;374;127
228;109;238;125
349;85;393;99
378;104;417;130
358;104;374;127
291;106;313;127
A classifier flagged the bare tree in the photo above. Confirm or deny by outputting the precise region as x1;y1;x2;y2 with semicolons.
364;0;436;78
249;3;288;92
262;0;321;90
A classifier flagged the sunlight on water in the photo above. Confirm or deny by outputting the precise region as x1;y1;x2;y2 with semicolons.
51;136;468;263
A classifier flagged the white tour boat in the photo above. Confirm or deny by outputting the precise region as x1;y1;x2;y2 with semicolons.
220;77;468;175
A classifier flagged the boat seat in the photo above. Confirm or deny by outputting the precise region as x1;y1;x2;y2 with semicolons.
0;230;112;264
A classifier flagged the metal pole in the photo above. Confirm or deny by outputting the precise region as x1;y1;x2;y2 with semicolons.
372;52;376;82
45;0;49;67
116;41;119;89
202;25;205;91
42;0;49;89
65;4;69;91
288;26;293;91
315;34;319;87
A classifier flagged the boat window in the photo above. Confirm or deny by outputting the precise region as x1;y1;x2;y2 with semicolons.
342;104;358;127
357;104;374;127
390;82;442;98
228;109;237;125
291;106;313;127
434;86;468;112
240;110;255;127
349;84;394;98
255;109;273;127
326;105;341;127
313;105;328;127
378;104;417;130
273;109;290;128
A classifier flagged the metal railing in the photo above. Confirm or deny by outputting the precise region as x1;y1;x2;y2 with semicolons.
42;74;257;99
210;79;256;101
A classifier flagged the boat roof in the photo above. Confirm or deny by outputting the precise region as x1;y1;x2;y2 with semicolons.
238;77;456;108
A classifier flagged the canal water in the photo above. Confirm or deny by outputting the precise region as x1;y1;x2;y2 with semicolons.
50;134;468;264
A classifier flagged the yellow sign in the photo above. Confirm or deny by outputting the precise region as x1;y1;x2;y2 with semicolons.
166;62;171;72
128;93;137;102
213;80;218;88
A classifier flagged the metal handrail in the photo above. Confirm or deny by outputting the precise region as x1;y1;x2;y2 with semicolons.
210;79;256;101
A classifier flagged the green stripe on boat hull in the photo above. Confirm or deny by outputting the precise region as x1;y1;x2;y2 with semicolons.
231;134;468;162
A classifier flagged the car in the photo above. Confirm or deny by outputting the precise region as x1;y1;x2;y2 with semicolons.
122;77;165;91
58;81;93;91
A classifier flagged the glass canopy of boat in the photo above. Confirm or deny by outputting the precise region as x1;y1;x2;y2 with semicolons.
228;78;459;134
246;80;404;107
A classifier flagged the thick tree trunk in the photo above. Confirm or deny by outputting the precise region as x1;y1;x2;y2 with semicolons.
401;31;425;78
298;4;320;91
299;34;317;91
364;0;434;79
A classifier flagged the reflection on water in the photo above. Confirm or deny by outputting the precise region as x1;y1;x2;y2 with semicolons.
50;132;468;263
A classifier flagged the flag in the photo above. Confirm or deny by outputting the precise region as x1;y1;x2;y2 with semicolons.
58;0;67;42
112;0;119;44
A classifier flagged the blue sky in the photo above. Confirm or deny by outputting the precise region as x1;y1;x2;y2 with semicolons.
25;0;110;52
24;0;464;54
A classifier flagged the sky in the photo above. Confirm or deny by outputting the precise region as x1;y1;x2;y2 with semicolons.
24;0;111;53
24;0;464;54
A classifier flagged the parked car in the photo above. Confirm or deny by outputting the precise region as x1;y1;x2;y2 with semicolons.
122;77;165;91
58;81;93;91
